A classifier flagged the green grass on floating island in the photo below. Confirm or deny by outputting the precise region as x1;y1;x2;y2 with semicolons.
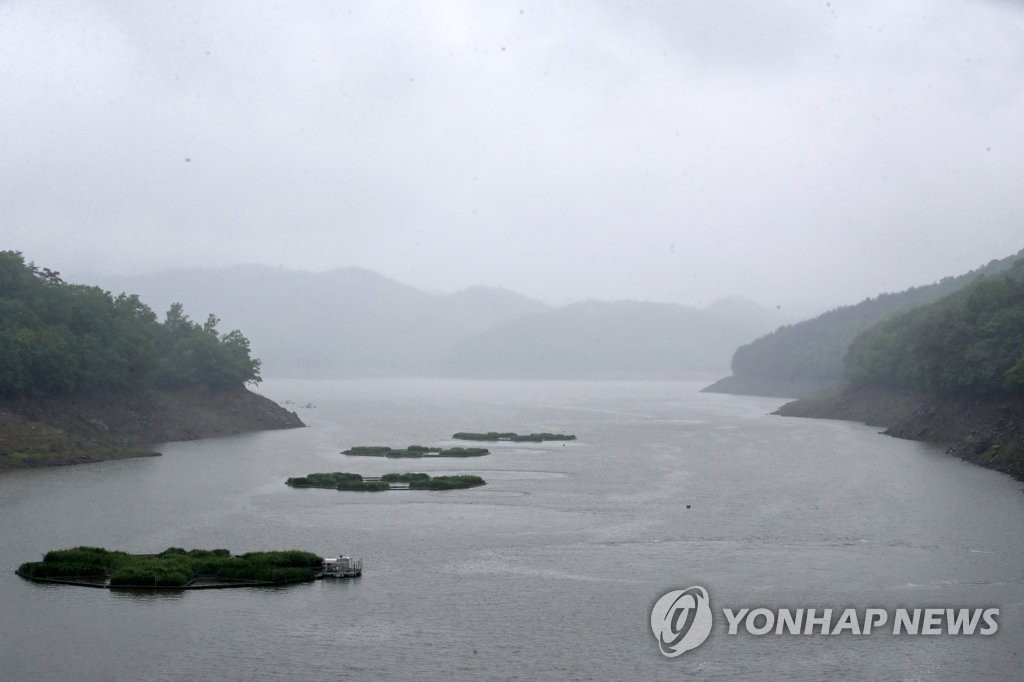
452;432;577;442
380;472;431;482
286;472;390;491
17;546;323;588
342;445;489;457
287;472;486;491
407;474;486;490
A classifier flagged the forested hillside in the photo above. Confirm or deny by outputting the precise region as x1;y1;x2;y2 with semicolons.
777;255;1024;481
845;259;1024;396
705;248;1024;396
0;251;261;397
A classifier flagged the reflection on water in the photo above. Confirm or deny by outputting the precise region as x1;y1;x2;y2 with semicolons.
109;588;187;602
1;379;1022;681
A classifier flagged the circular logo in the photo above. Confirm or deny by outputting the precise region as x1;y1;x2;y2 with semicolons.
650;586;713;657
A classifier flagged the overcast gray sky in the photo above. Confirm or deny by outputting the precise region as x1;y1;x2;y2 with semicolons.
2;0;1022;312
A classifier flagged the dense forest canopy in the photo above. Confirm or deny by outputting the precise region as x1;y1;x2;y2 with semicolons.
844;259;1024;396
0;251;261;397
728;249;1024;383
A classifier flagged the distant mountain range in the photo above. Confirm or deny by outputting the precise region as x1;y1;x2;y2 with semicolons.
78;265;784;378
445;299;777;376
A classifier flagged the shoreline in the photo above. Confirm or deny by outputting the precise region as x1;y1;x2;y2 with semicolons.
775;385;1024;482
0;385;304;469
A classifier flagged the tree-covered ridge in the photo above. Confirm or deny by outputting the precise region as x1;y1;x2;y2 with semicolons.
0;251;261;397
729;249;1024;383
844;260;1024;396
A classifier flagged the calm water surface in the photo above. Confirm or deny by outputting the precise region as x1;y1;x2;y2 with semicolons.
1;379;1022;681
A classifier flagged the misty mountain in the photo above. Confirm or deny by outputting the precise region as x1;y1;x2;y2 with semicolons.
79;265;551;377
443;299;781;376
703;295;787;330
704;247;1024;397
76;266;782;378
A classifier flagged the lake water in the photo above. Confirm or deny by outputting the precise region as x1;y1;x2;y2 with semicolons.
2;379;1022;681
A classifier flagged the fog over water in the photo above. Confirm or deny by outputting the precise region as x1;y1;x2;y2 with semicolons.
3;1;1023;312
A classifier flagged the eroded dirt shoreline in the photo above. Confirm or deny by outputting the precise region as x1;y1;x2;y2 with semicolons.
776;385;1024;482
0;386;304;468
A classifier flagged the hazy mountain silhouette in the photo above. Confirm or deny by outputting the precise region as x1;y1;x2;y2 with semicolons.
443;299;781;376
79;266;780;378
80;265;549;377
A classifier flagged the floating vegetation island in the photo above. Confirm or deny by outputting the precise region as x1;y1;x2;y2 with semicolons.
342;445;489;458
17;547;323;588
287;472;390;491
287;471;485;491
452;432;577;442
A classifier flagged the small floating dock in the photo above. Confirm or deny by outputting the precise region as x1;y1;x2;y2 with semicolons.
320;554;362;578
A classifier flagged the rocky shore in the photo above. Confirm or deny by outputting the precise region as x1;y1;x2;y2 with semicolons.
0;386;304;468
775;385;1024;482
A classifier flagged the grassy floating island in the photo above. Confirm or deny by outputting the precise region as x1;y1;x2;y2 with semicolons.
392;473;486;490
452;432;577;442
286;472;390;491
287;471;485;491
17;546;323;589
342;445;489;458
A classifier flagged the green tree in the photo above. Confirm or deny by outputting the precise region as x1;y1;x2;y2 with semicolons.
0;251;264;396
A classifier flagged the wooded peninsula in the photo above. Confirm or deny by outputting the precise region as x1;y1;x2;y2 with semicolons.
707;251;1024;481
0;251;302;468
